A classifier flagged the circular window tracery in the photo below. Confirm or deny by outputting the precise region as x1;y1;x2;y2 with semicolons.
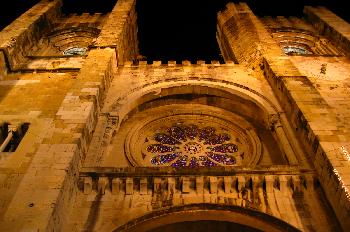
123;106;262;168
142;120;249;168
147;124;241;167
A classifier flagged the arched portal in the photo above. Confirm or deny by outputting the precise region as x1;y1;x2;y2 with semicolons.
114;204;301;232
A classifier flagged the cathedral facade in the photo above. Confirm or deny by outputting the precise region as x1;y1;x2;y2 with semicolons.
0;0;349;231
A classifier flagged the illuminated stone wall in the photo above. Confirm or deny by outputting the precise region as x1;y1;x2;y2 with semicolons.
0;0;349;232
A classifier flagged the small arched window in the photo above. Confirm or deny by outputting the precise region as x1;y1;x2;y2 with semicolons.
63;47;87;56
282;46;312;55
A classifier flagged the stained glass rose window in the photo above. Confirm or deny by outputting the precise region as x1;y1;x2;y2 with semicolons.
143;124;243;168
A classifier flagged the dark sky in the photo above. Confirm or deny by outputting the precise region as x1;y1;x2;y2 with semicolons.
0;0;349;62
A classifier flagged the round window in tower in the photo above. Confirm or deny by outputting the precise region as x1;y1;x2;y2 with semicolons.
282;46;312;55
63;47;87;56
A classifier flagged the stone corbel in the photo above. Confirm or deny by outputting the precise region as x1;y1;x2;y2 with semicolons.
182;177;190;193
112;178;121;194
209;177;218;194
291;176;302;193
168;177;175;194
98;177;108;194
252;176;263;194
83;177;93;195
264;175;276;194
126;178;134;195
224;176;232;194
140;177;148;195
196;176;204;194
279;175;292;196
304;175;315;192
153;178;162;193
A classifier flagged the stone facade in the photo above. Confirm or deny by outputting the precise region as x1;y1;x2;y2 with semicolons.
0;0;349;231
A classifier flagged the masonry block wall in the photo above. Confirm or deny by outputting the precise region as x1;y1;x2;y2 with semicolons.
95;0;138;65
0;0;120;230
0;0;349;231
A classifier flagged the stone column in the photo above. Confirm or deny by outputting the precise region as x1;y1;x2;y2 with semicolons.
270;116;299;165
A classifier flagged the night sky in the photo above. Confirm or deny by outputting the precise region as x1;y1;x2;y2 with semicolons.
0;0;348;62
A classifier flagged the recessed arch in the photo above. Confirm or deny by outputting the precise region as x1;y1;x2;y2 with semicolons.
101;80;299;167
107;80;282;129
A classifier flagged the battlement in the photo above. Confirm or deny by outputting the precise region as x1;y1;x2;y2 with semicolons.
219;2;253;16
122;60;236;68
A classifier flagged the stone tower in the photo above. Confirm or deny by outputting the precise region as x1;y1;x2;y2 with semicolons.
0;0;349;231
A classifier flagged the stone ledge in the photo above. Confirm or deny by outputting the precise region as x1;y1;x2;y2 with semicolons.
80;166;315;177
79;172;316;197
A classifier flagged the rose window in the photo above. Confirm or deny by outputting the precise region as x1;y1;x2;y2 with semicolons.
144;124;243;168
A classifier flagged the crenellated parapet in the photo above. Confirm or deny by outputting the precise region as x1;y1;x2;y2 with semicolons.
123;60;235;68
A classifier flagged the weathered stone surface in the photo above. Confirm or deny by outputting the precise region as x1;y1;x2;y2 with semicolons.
0;1;348;231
